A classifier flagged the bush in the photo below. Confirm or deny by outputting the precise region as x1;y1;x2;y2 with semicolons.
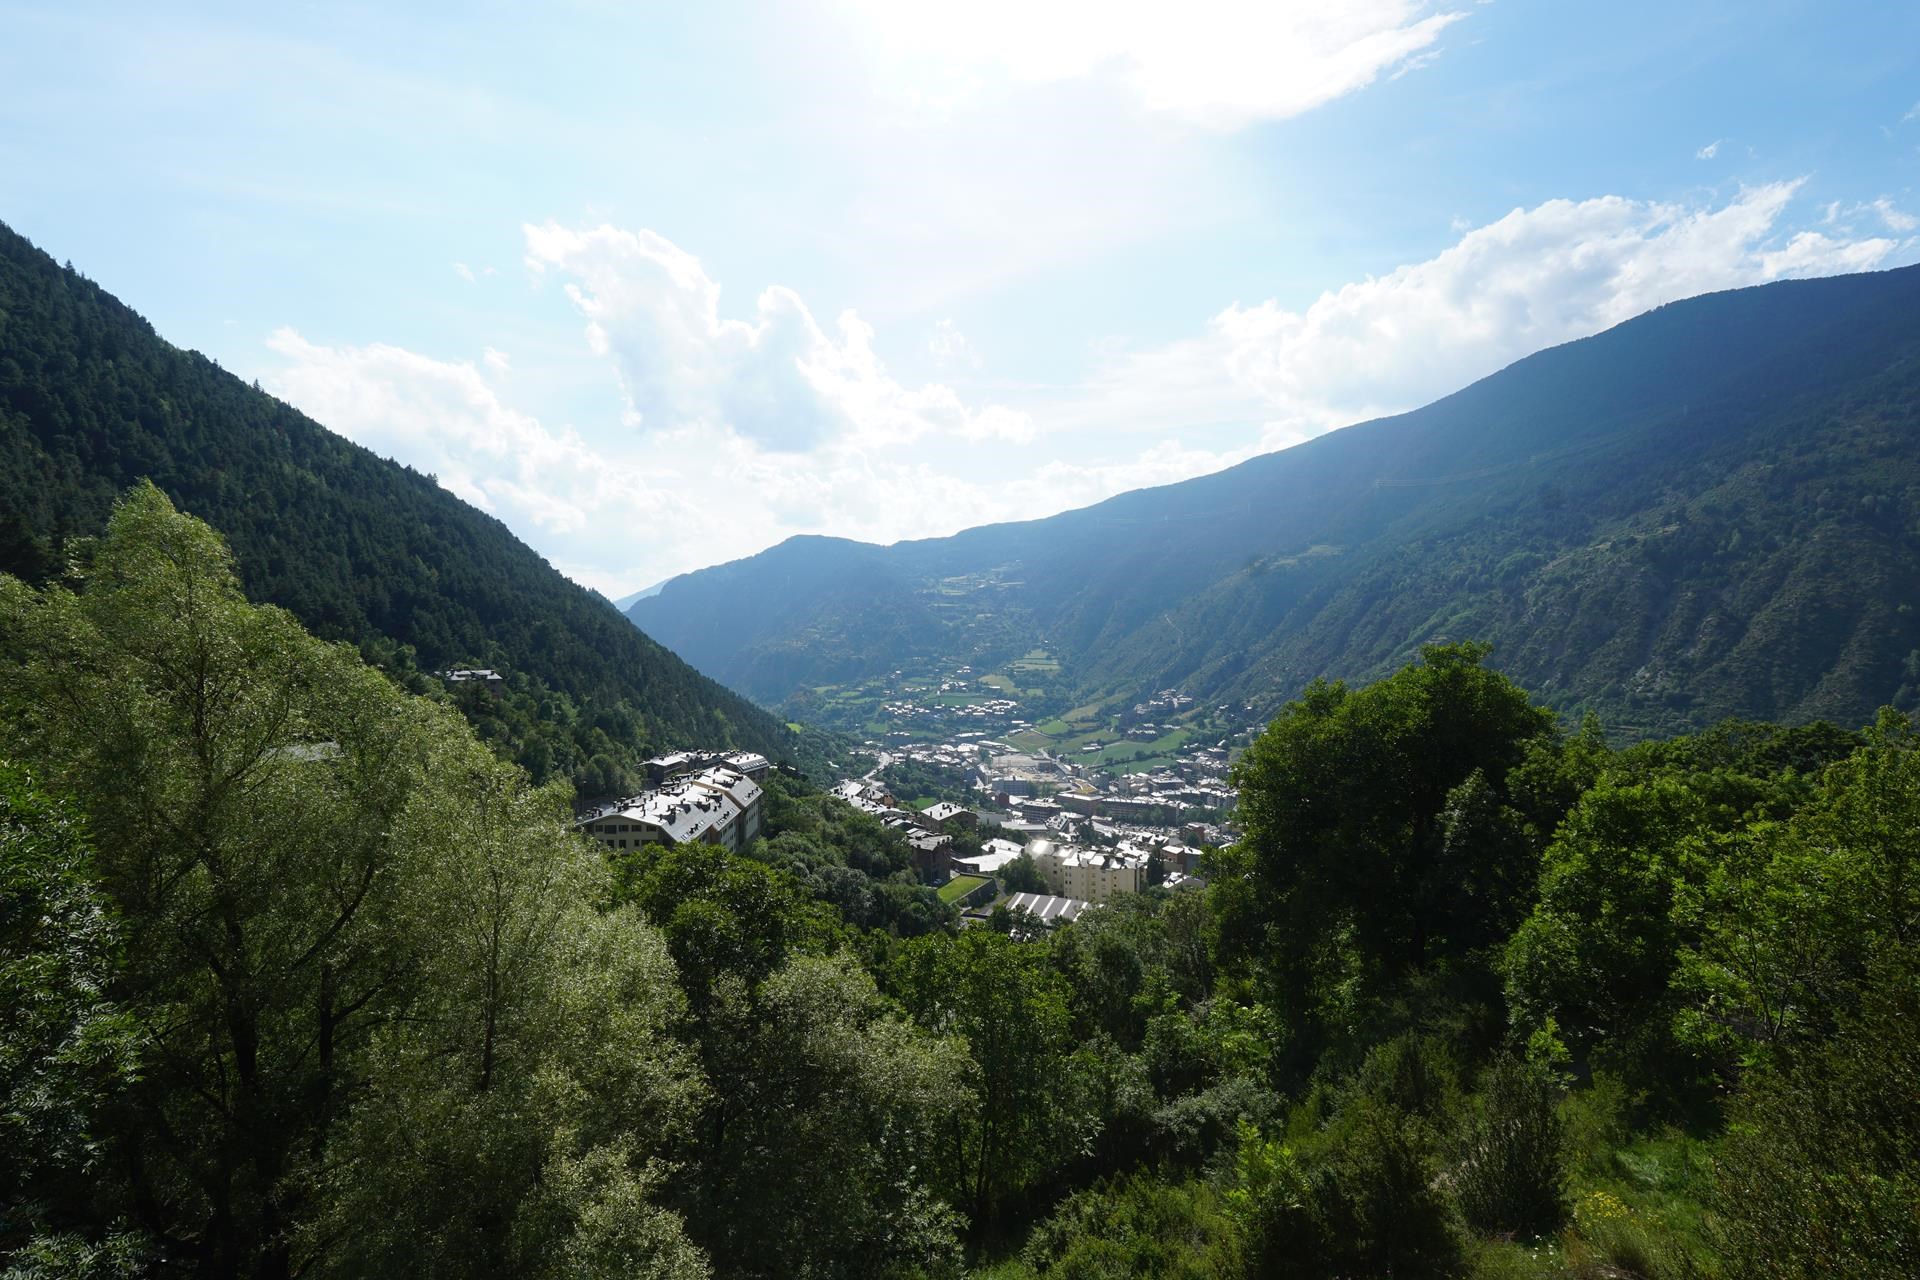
1451;1054;1568;1238
1238;1099;1466;1280
1019;1175;1242;1279
1711;955;1920;1279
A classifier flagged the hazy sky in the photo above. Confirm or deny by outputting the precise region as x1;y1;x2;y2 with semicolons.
4;1;1918;595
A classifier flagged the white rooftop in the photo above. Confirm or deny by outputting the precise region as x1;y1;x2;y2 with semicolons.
1003;892;1092;924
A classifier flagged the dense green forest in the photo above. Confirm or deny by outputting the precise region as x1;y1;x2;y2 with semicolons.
632;263;1920;742
0;221;825;794
8;489;1916;1278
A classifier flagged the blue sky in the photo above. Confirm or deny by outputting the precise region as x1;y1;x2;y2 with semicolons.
4;1;1917;595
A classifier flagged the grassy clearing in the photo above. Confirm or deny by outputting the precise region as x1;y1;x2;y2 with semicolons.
938;874;989;904
1090;729;1194;769
1009;648;1061;676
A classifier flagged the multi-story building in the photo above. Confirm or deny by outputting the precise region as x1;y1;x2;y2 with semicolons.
575;763;765;853
686;765;764;845
1028;839;1148;903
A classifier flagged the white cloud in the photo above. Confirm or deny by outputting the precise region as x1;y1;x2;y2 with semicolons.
1813;197;1919;236
1696;139;1720;159
928;319;981;369
263;329;616;534
521;221;1033;450
1084;180;1907;444
262;325;1224;594
1905;101;1920;123
482;345;511;374
270;184;1909;595
836;0;1467;130
1863;197;1919;233
452;261;476;283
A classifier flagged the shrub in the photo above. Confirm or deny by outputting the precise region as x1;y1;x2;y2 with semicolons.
1451;1054;1568;1238
1019;1175;1242;1279
1711;955;1920;1279
1237;1100;1466;1280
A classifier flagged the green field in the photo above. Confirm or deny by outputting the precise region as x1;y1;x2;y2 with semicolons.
1008;648;1061;675
1090;728;1195;771
938;874;989;904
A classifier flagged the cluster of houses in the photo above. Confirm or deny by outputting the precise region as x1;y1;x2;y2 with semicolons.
829;778;967;881
438;667;505;693
950;832;1201;902
1129;688;1196;719
574;750;772;854
878;695;1025;727
990;745;1237;825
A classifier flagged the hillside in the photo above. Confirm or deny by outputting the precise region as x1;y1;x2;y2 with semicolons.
631;264;1920;740
0;220;818;792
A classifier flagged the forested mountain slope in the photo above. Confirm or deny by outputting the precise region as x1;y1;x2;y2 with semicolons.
632;264;1920;738
0;220;812;790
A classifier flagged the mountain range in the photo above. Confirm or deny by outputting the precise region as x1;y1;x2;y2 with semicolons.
630;264;1920;740
0;221;816;791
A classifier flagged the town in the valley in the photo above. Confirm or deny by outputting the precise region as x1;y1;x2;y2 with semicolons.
573;676;1246;933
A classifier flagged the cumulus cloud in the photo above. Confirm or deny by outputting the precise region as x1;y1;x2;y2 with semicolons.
522;221;1033;450
1090;180;1908;444
837;0;1467;130
1696;139;1721;159
263;325;1223;594
263;329;615;533
269;183;1910;594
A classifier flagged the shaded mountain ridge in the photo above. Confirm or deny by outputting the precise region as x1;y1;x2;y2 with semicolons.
632;264;1920;739
0;220;814;791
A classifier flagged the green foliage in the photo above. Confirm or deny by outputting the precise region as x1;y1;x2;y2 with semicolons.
1710;953;1920;1279
1450;1054;1569;1239
1234;1100;1466;1280
7;488;1918;1278
881;756;980;808
608;838;844;1010
890;929;1078;1231
306;901;709;1280
675;955;972;1279
1504;777;1714;1082
747;773;955;936
0;763;142;1263
1017;1175;1243;1279
0;487;706;1276
1000;852;1048;895
1229;643;1558;1062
